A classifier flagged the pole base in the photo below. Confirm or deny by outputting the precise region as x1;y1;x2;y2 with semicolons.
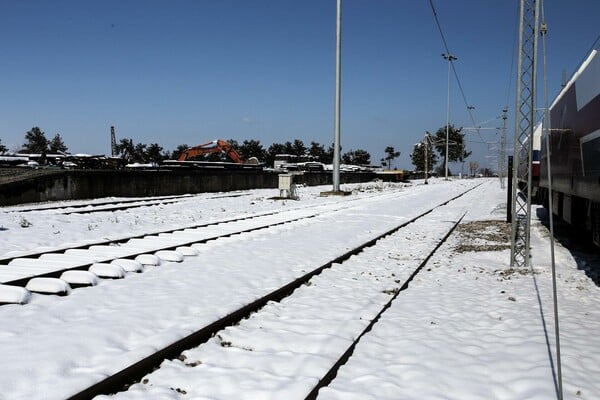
320;190;352;197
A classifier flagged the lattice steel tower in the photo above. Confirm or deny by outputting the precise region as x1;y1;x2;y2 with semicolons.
510;0;540;268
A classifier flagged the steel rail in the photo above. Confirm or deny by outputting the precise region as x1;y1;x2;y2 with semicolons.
1;213;318;287
66;184;481;400
0;191;373;264
304;211;467;399
0;193;383;286
0;206;305;266
3;194;194;213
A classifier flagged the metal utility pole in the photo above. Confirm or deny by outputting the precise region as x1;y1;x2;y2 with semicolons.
110;126;117;157
332;0;342;191
541;14;564;400
424;132;429;184
442;53;457;180
510;0;540;268
500;108;508;189
422;131;446;183
507;156;513;223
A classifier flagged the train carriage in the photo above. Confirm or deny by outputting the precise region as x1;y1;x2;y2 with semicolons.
517;122;542;198
539;48;600;246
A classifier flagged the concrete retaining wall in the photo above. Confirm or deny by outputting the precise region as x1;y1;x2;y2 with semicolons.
0;168;378;206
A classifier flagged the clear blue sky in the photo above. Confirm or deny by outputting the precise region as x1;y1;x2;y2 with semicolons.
1;1;598;170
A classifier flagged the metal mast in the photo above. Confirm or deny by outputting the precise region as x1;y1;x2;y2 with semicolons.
424;132;429;184
332;0;342;191
500;108;508;189
442;53;457;180
510;0;540;268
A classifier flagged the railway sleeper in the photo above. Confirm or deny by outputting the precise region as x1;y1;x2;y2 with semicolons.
0;284;32;305
25;277;72;296
60;270;99;288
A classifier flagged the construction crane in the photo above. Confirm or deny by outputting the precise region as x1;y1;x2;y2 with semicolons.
177;139;258;164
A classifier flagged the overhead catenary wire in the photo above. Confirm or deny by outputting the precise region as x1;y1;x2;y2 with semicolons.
428;0;483;142
578;33;600;66
559;33;600;92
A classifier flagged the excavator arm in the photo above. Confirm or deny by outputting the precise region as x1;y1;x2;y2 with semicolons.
178;139;244;163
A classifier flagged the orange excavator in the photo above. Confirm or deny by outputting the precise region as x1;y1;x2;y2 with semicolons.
177;139;258;164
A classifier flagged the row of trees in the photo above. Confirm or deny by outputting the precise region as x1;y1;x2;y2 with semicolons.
6;125;472;172
169;140;395;168
168;139;336;166
123;139;404;168
6;127;405;168
112;138;342;165
113;138;169;164
2;127;70;155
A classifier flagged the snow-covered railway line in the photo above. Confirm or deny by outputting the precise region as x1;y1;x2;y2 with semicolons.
70;183;481;400
4;194;193;213
0;190;370;265
0;203;347;292
0;181;484;399
4;192;249;215
0;188;407;296
105;201;468;400
0;208;276;266
50;197;190;215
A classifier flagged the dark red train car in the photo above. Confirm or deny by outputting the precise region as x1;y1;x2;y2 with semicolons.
539;49;600;246
517;123;542;197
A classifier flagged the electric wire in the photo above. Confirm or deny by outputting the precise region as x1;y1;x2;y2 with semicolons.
427;0;481;135
449;63;483;141
540;2;563;399
562;33;600;89
580;33;600;63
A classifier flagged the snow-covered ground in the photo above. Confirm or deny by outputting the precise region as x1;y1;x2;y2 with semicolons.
0;178;598;400
319;210;600;400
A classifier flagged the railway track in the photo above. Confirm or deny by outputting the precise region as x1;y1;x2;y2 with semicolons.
0;181;485;399
0;182;477;289
105;204;467;400
3;194;193;213
3;192;250;215
0;188;371;263
0;200;363;288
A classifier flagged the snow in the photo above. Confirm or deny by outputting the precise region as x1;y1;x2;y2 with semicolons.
134;254;161;266
175;246;200;256
25;277;71;295
0;179;598;400
154;250;185;263
89;263;126;279
0;284;31;305
110;259;145;273
60;270;99;287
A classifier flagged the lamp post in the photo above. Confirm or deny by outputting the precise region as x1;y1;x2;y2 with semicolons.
424;134;429;185
442;53;457;180
500;108;508;189
332;0;342;192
